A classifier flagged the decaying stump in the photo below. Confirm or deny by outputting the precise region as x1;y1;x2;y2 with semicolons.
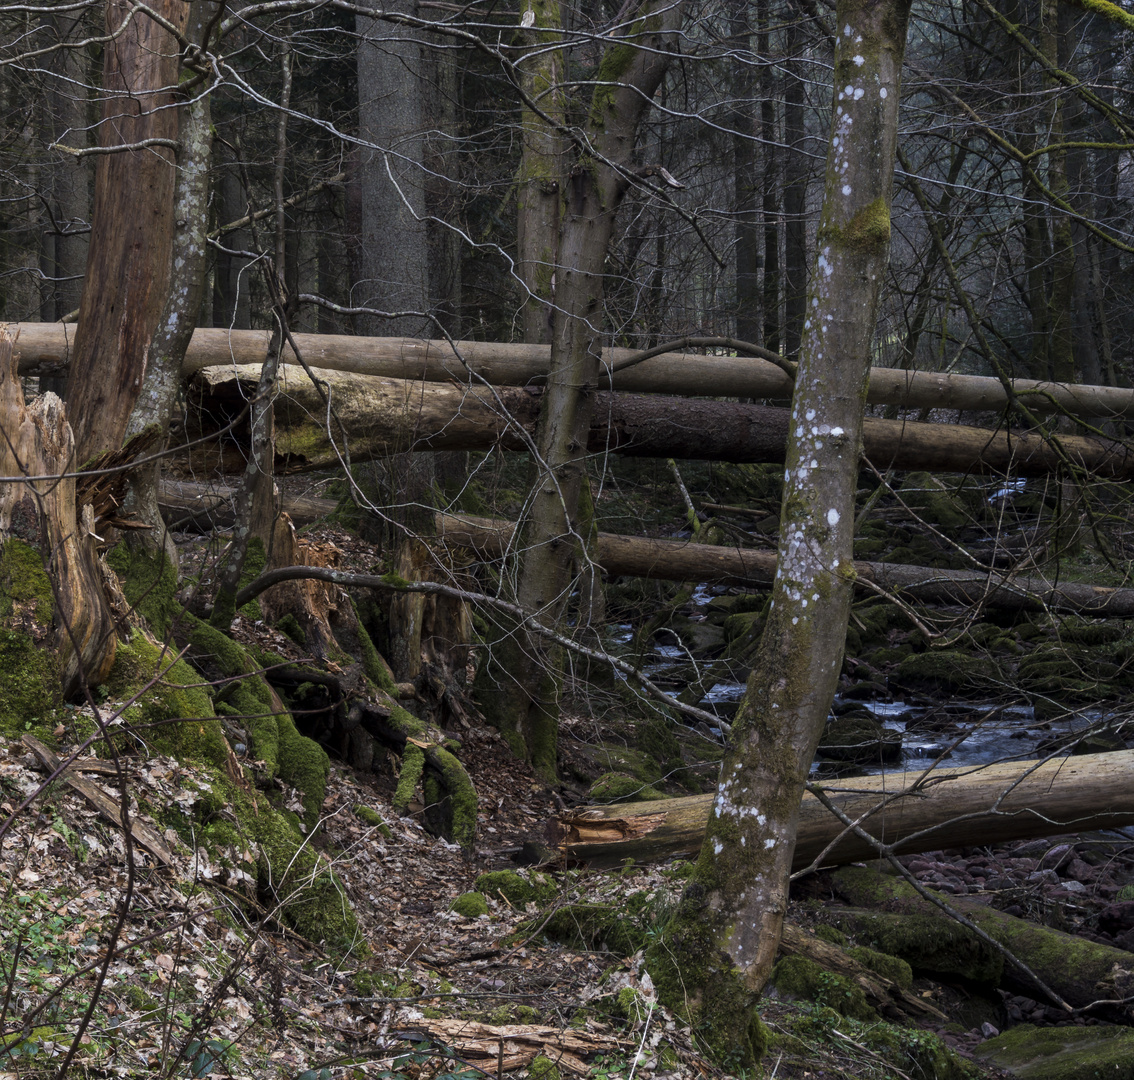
0;325;117;699
257;516;478;849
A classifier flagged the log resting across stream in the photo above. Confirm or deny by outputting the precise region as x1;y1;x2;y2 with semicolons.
187;365;1134;480
17;322;1134;419
437;512;1134;617
554;750;1134;869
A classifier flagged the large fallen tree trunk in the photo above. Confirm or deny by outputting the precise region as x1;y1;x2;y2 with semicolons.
188;366;1134;480
18;322;1134;419
438;512;1134;617
830;866;1134;1012
553;750;1134;869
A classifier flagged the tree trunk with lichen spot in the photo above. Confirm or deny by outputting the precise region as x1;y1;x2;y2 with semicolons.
646;1;912;1067
65;0;188;464
478;0;685;780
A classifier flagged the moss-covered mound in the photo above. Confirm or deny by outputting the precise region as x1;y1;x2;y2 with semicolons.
975;1023;1134;1080
768;955;877;1022
817;712;901;764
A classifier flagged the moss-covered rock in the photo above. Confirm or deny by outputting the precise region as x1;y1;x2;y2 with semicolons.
474;870;558;908
450;891;488;918
845;945;913;990
975;1023;1134;1079
817;713;901;764
589;772;668;803
893;649;1002;694
769;955;878;1022
529;901;654;956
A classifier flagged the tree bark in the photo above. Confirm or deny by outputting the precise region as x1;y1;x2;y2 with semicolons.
22;322;1134;419
646;3;913;1064
65;0;189;463
515;0;566;345
0;327;116;697
436;512;1134;617
188;365;1134;480
479;1;685;778
554;750;1134;869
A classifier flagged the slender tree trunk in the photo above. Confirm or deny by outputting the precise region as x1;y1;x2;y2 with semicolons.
66;0;189;463
782;12;809;362
516;0;566;345
732;8;760;345
480;1;685;778
647;1;912;1066
124;3;214;562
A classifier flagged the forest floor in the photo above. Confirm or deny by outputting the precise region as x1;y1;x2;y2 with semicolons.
6;464;1134;1080
6;698;1134;1080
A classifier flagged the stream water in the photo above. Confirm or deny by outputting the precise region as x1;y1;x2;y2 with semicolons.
609;618;1109;776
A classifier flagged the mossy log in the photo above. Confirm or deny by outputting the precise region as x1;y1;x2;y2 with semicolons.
438;512;1134;618
185;365;1134;480
777;921;947;1022
553;750;1134;868
830;866;1134;1010
19;321;1134;419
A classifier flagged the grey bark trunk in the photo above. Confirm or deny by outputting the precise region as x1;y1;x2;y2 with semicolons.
647;2;912;1065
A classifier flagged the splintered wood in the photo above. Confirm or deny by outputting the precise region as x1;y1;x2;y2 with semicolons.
392;1019;636;1075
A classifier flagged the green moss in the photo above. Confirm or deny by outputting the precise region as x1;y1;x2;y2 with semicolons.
769;955;877;1022
533;902;649;956
104;635;228;766
975;1023;1134;1080
0;540;63;733
248;793;359;950
814;924;847;947
109;546;329;822
355;804;390;836
843;196;890;255
450;891;489;917
392;742;424;815
589;772;668;803
528;1054;560;1080
845;945;913;990
474;870;558;908
894;649;1002;693
275;613;306;646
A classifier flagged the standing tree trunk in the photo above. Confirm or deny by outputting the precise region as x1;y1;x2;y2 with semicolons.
516;0;567;345
479;1;685;779
782;11;809;361
647;0;912;1067
65;0;189;463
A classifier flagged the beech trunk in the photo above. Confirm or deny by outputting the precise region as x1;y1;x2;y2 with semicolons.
644;4;913;1065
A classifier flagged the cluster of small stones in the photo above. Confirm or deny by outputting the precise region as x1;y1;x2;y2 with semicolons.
898;840;1130;908
897;838;1134;959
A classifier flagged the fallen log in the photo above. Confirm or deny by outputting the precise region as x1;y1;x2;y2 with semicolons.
157;478;337;530
437;512;1134;618
553;750;1134;869
188;365;1134;480
17;321;1134;418
830;865;1134;1011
